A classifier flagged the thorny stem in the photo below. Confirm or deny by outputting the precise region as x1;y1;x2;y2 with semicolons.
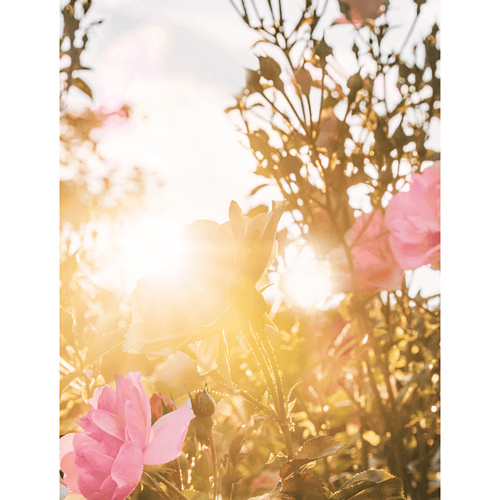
243;323;280;411
244;322;295;459
255;329;295;458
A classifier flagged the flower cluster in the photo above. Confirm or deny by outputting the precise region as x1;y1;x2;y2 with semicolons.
330;163;440;292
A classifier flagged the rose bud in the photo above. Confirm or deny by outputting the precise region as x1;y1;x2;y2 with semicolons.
150;393;177;424
190;386;217;443
191;385;217;418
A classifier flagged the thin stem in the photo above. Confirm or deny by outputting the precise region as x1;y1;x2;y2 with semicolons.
209;429;219;500
261;92;305;135
277;0;284;29
282;91;309;135
155;471;192;500
181;346;270;413
144;471;192;500
398;8;420;56
265;0;276;25
244;322;295;458
256;331;285;413
227;0;242;17
348;205;381;249
243;323;280;412
381;295;397;409
174;458;183;491
255;329;294;459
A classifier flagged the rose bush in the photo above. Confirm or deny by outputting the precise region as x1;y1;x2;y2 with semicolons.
60;372;194;500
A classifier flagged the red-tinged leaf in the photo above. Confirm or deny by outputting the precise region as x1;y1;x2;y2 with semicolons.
282;473;329;499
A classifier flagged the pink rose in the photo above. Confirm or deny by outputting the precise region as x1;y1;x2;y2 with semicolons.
334;210;403;292
60;372;194;500
385;163;440;270
349;0;383;25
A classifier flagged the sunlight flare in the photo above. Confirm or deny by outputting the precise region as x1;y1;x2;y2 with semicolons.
281;245;334;309
117;215;184;289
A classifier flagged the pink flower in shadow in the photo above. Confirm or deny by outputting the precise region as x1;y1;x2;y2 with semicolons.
251;469;281;492
334;0;383;26
385;163;440;270
336;210;404;292
60;372;194;500
349;0;383;21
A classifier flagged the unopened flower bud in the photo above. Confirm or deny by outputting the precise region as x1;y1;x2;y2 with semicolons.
150;393;176;424
191;385;217;417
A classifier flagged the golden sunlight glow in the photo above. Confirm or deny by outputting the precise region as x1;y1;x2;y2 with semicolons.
117;215;184;291
281;245;334;309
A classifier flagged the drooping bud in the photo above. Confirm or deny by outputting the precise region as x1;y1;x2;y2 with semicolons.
150;393;176;424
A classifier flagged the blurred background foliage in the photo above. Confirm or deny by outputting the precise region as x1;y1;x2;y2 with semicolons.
60;0;439;499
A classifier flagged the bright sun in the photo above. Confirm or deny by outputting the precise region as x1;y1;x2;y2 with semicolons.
117;215;184;291
281;245;335;309
110;216;336;311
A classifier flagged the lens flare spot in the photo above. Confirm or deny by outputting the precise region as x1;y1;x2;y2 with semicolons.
117;215;184;290
281;245;334;309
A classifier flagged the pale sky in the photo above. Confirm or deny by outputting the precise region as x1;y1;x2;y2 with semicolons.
66;0;440;296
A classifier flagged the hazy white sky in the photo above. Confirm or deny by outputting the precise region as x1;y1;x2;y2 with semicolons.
67;0;440;295
74;0;439;220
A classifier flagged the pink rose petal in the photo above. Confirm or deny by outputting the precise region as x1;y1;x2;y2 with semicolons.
385;163;440;269
143;398;195;465
60;372;194;500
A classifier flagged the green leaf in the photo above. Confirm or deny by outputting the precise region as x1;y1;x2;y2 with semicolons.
280;436;345;479
296;435;345;461
329;469;405;500
258;56;284;91
266;451;288;464
73;77;93;99
285;380;303;406
228;428;246;464
282;473;329;499
250;183;270;196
